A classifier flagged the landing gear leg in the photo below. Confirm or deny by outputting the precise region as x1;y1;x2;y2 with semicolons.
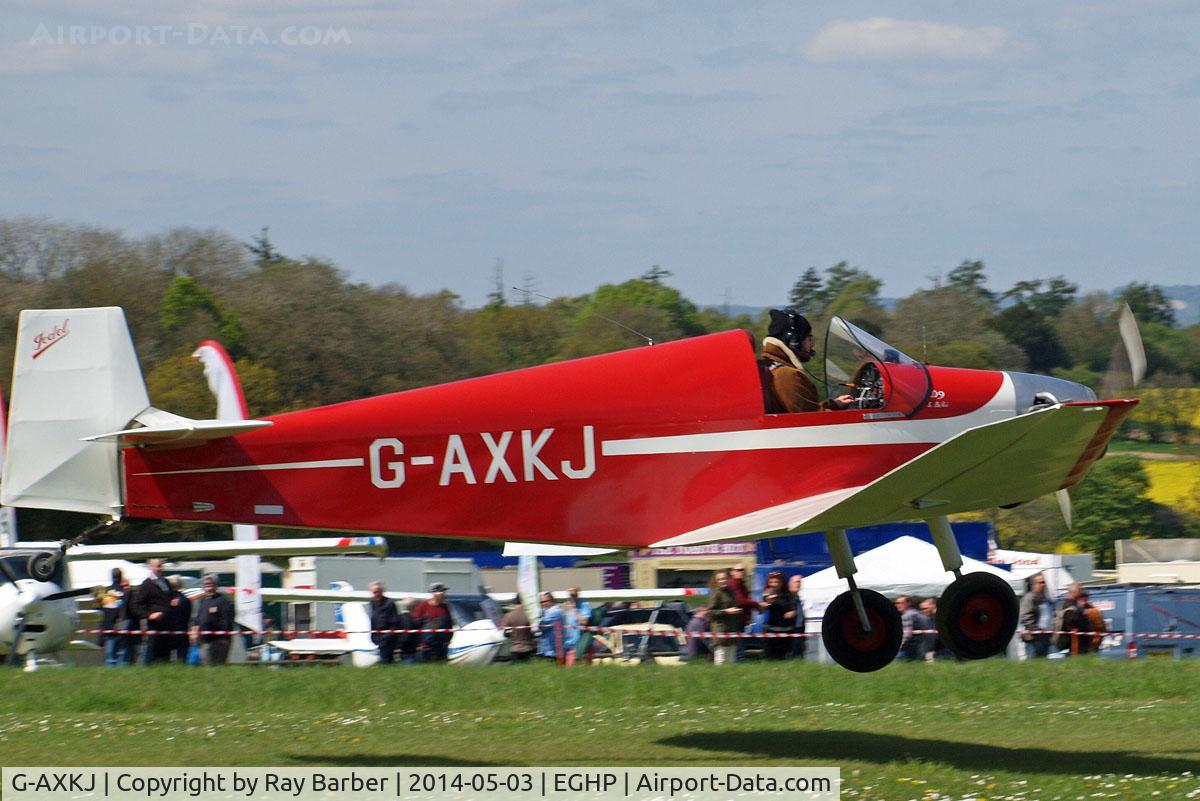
820;529;902;672
927;516;1019;660
826;528;868;631
927;515;963;578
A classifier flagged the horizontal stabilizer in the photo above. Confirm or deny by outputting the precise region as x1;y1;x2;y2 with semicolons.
84;408;272;445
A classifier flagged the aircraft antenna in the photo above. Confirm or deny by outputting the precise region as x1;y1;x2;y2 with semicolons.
511;287;654;345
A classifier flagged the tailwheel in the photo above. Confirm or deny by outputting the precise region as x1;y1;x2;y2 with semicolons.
821;588;902;672
937;572;1018;660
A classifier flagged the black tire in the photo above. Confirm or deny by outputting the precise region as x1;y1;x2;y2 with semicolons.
821;588;902;672
27;552;58;582
937;572;1018;660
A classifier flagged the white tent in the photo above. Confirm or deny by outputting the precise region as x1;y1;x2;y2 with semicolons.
990;549;1077;600
801;536;1025;619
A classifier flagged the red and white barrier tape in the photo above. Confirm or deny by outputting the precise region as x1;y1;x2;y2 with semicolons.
77;627;1200;640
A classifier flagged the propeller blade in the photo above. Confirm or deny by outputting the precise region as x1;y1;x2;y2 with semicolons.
1117;303;1146;388
1101;303;1146;398
43;587;93;602
1056;489;1073;530
0;558;19;586
8;613;27;667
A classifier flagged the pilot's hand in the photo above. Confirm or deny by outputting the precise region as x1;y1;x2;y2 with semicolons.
149;611;163;621
831;394;855;410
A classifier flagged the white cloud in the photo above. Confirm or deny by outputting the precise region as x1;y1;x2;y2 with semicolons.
804;17;1009;64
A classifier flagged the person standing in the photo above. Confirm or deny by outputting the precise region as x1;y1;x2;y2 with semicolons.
413;583;453;662
566;587;594;665
191;574;235;665
1080;591;1107;652
728;563;757;661
894;595;925;661
500;601;534;662
707;571;743;665
368;581;401;664
684;607;711;662
1019;573;1056;658
919;597;946;661
396;599;420;664
99;567;130;667
787;574;806;659
165;576;192;663
537;592;565;662
760;571;796;661
1058;593;1092;656
134;558;173;664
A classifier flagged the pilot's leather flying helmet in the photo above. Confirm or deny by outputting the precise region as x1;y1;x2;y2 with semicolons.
768;308;812;351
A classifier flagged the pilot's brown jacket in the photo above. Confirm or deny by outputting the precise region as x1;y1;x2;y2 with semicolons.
760;339;824;413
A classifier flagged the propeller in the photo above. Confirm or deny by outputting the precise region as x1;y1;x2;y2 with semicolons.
1;550;72;665
1056;303;1145;529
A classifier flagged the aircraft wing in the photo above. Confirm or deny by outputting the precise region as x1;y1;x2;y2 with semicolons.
502;543;618;557
49;537;387;561
260;587;429;603
652;400;1135;547
264;587;706;605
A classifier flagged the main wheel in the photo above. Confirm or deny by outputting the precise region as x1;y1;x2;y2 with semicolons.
937;572;1018;660
821;588;902;672
27;552;58;582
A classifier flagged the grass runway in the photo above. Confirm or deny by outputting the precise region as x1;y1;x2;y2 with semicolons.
1;659;1198;800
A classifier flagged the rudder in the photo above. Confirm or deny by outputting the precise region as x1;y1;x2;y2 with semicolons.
1;308;149;515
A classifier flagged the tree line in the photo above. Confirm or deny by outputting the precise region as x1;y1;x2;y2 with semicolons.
1;218;1196;562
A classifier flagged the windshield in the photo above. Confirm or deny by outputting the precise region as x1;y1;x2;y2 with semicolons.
824;317;931;417
448;599;497;627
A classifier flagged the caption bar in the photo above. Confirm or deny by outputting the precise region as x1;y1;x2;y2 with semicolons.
5;768;839;801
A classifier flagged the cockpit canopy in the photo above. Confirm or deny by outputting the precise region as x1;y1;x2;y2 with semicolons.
823;317;931;417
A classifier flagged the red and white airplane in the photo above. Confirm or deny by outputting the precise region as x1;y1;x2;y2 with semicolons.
2;307;1138;671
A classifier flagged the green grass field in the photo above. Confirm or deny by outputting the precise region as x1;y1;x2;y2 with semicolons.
2;659;1198;800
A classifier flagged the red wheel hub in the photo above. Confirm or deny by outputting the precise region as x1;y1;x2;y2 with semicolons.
841;608;885;652
958;592;1004;641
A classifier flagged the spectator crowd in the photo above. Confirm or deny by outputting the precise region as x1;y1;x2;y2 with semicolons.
94;561;1106;667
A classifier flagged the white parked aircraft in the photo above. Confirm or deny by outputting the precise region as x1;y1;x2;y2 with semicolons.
261;548;706;667
0;536;386;670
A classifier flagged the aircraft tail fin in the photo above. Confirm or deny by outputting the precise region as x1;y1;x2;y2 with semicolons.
2;308;150;515
331;581;380;668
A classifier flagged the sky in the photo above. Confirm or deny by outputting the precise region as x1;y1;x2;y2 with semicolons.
2;2;1198;308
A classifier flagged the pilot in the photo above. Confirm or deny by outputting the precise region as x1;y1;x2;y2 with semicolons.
761;309;853;413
